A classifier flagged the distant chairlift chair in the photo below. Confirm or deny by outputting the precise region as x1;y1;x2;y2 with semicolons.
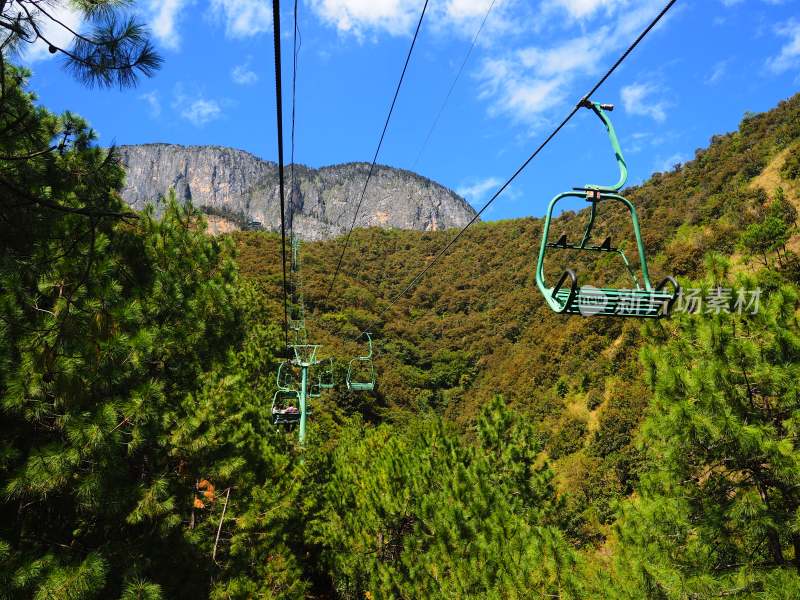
346;333;376;392
272;360;301;425
288;315;307;346
535;100;680;318
310;358;335;398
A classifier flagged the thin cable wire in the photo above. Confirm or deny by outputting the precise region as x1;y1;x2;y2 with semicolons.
272;0;290;353
321;0;431;307
356;0;678;340
411;0;497;171
289;0;301;306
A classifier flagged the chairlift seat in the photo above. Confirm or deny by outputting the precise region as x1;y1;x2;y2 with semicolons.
272;390;301;426
550;270;679;318
347;381;375;392
317;358;335;390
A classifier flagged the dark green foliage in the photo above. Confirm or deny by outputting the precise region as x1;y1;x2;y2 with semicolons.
738;187;798;269
589;381;648;459
0;68;295;597
740;215;789;263
231;89;800;556
614;276;800;597
1;1;161;89
548;416;587;460
5;52;800;598
309;398;582;599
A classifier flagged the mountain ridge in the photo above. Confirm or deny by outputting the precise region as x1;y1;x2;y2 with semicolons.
117;143;477;240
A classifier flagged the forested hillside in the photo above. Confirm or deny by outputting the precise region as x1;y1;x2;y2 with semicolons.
233;90;800;593
4;34;800;598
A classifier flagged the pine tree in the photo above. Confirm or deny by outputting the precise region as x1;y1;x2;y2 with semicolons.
310;398;584;599
613;274;800;598
0;67;256;597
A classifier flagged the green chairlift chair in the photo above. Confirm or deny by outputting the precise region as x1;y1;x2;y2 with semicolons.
272;390;301;425
309;358;335;398
346;333;376;392
535;100;680;318
288;314;308;346
318;358;335;390
291;234;301;274
276;360;297;390
272;361;300;425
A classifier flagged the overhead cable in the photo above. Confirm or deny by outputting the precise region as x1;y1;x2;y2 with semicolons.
356;0;679;340
322;0;432;307
411;0;497;170
272;0;290;353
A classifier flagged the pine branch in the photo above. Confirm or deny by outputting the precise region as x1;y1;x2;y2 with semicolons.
11;1;161;88
0;175;138;219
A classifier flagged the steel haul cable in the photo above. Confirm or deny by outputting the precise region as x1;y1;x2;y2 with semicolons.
272;0;290;353
289;0;300;306
321;0;431;308
355;0;679;340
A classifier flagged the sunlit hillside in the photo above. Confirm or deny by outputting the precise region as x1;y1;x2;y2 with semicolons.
5;0;800;596
231;91;800;554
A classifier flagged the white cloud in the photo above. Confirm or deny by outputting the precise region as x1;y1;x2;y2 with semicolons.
445;0;498;20
767;20;800;74
621;82;669;122
478;57;566;126
457;176;501;203
627;131;651;154
209;0;273;38
147;0;191;50
307;0;518;39
543;0;620;20
308;0;422;37
656;153;686;173
705;60;728;85
23;4;82;63
25;0;189;59
232;59;259;85
181;99;222;126
474;0;671;127
173;84;223;126
476;32;603;125
140;91;162;117
517;36;600;78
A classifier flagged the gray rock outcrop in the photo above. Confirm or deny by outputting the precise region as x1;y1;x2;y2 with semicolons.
118;144;477;240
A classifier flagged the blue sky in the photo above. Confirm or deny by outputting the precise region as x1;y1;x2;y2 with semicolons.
23;0;800;221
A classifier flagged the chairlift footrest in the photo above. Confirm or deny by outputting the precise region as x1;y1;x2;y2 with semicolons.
546;242;618;252
553;284;679;318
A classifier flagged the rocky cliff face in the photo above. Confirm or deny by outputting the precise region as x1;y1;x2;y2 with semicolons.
118;144;477;240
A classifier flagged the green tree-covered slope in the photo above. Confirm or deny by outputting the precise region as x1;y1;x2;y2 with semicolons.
234;91;800;550
5;56;800;597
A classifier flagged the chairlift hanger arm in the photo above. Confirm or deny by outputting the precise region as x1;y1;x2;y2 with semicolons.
361;332;373;360
577;99;628;193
